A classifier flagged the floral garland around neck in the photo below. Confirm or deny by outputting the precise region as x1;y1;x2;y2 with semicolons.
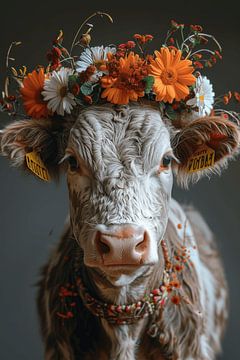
0;12;239;126
56;225;196;327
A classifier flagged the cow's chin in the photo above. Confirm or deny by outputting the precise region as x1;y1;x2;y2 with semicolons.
86;261;153;287
102;265;150;287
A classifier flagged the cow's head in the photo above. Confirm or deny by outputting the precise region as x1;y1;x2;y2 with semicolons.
1;104;239;285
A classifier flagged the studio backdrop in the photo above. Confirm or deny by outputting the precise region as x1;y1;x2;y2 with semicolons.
0;1;239;359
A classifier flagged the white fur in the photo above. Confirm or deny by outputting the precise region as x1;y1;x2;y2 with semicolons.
64;106;228;359
67;106;173;279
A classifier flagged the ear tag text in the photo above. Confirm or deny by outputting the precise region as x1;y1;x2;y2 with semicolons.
187;146;215;173
25;152;50;181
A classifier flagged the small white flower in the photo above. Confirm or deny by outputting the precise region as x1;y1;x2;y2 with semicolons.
76;46;116;81
42;68;76;116
187;75;215;116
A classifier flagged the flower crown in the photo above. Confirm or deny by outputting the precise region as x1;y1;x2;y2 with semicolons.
1;12;239;125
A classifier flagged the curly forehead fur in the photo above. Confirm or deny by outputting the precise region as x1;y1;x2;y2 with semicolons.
68;104;172;177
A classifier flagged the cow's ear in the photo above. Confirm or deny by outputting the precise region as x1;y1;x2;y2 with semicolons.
0;118;70;180
171;116;240;187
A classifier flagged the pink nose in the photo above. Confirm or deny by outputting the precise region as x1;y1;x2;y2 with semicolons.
95;224;149;266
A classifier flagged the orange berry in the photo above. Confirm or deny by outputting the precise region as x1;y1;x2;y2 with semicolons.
171;295;181;305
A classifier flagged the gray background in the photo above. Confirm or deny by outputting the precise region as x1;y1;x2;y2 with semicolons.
0;0;239;359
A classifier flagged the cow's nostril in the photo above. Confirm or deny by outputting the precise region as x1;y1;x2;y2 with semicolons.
135;232;148;254
96;236;111;255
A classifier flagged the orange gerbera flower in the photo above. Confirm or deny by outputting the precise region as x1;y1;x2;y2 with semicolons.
149;47;196;103
21;68;49;119
101;52;147;105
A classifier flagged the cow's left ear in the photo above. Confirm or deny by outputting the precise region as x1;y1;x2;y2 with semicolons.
0;118;71;179
171;116;240;187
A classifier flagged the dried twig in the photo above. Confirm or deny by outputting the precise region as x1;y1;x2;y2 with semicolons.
70;11;113;55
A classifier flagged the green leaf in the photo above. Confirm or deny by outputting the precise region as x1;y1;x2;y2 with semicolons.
190;36;201;47
68;75;78;89
80;82;94;96
144;76;154;94
74;97;86;106
165;105;177;120
159;101;166;116
91;84;101;104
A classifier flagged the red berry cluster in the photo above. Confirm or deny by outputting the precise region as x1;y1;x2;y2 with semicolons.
116;41;136;57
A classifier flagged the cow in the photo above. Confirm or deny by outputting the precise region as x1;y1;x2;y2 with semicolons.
0;103;239;360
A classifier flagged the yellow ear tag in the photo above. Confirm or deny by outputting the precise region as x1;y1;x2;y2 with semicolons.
25;152;51;181
187;146;215;173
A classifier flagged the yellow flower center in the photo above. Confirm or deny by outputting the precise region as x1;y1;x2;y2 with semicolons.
59;86;68;98
94;60;105;70
161;68;177;85
199;94;205;103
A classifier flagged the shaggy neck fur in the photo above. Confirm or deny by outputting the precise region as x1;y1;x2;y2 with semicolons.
69;199;205;360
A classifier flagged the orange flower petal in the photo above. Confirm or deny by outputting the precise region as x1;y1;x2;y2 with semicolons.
101;88;115;101
154;84;167;101
166;85;176;102
101;52;147;105
112;89;122;104
177;74;196;85
101;76;115;88
149;47;195;103
161;48;171;67
176;59;193;69
154;50;161;58
119;90;130;104
28;72;41;88
129;90;138;102
171;50;182;67
155;57;165;71
176;66;194;75
149;64;162;76
21;69;49;119
174;82;190;100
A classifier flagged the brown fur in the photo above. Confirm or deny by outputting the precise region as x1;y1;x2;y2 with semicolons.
171;116;240;187
0;117;72;179
184;206;228;354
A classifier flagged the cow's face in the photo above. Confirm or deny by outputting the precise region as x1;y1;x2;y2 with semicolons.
66;106;174;285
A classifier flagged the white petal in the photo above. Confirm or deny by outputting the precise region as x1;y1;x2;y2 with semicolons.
56;100;64;116
48;97;60;113
75;46;116;73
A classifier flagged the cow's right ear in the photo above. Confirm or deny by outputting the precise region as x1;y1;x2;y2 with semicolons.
171;116;240;188
0;118;71;179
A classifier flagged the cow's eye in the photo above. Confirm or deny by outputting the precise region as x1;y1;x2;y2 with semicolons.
161;155;172;168
68;156;79;172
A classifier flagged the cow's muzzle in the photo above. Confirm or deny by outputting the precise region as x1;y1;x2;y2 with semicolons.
95;224;151;266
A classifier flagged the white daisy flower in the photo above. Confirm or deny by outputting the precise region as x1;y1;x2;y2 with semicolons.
76;46;116;81
42;67;76;116
187;75;215;116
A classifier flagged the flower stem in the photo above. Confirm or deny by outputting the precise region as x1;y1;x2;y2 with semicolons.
163;30;172;46
180;26;185;45
183;33;222;57
190;49;216;58
214;108;240;124
135;40;144;55
4;41;21;98
70;12;113;56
